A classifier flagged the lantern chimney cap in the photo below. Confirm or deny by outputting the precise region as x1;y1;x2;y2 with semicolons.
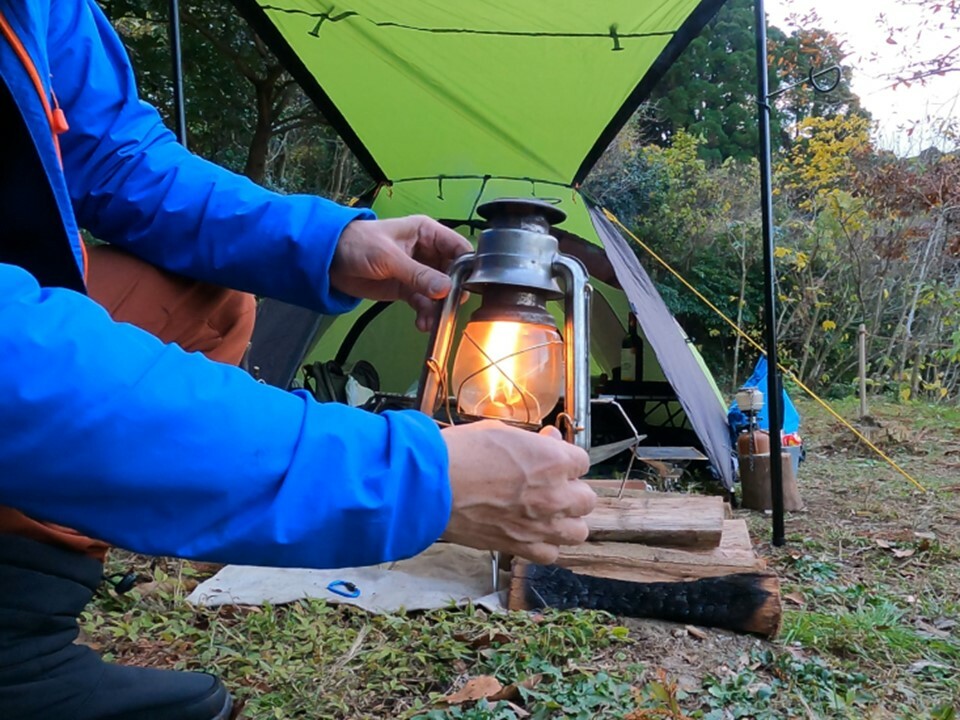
477;198;566;229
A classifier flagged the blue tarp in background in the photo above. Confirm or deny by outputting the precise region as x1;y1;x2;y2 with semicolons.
727;357;800;444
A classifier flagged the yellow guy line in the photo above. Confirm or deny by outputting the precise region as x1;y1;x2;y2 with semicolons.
602;208;927;493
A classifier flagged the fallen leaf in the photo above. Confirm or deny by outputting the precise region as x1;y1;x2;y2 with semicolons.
74;627;102;651
916;619;950;639
440;676;504;704
786;646;808;661
685;625;709;640
490;674;543;702
914;531;936;541
909;660;951;674
893;548;915;559
503;701;530;718
453;630;512;649
874;539;893;549
784;591;806;606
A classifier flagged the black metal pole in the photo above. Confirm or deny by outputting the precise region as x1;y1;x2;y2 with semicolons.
754;0;785;546
168;0;187;147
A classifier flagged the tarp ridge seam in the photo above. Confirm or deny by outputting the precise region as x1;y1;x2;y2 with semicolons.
261;5;676;45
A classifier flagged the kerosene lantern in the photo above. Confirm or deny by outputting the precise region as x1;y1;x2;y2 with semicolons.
418;198;592;449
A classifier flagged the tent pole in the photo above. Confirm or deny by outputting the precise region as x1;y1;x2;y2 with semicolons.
168;0;187;147
753;0;785;546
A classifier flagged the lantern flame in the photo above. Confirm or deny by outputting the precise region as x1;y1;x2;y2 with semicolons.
481;321;524;411
452;320;564;425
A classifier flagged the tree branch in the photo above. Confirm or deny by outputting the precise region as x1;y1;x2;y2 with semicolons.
271;117;320;136
180;9;259;82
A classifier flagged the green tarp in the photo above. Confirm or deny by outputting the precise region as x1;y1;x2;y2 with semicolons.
235;0;736;486
235;0;725;231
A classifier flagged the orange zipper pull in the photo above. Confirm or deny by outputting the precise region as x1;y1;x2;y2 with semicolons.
52;106;69;135
50;88;69;134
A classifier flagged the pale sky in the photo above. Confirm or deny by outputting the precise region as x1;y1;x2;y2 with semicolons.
766;0;959;153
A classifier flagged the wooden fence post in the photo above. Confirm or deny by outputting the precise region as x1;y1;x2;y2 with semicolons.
859;324;868;419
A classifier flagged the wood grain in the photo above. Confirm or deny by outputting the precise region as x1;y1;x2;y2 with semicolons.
585;494;726;548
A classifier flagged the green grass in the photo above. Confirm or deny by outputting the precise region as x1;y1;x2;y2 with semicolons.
782;604;960;667
83;398;960;718
85;589;648;719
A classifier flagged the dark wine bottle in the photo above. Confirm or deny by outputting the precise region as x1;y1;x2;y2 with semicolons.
620;312;639;383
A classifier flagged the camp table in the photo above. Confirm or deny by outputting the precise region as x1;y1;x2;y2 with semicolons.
633;445;709;490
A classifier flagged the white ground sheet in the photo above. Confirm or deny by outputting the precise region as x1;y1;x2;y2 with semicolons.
186;544;508;613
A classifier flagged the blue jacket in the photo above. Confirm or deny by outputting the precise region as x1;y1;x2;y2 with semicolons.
0;0;451;568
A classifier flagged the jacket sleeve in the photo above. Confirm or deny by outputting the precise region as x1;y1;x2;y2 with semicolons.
0;263;451;568
51;0;369;314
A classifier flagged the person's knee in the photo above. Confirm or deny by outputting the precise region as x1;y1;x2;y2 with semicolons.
86;243;256;366
211;289;257;366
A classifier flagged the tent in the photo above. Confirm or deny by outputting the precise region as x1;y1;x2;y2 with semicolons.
235;0;737;488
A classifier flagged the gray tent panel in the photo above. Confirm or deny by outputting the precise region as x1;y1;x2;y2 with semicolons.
245;299;323;389
589;206;735;489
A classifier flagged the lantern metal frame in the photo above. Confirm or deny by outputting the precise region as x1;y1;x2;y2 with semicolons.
417;199;593;450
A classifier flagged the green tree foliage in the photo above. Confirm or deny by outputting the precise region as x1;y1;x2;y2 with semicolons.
99;0;368;199
582;112;664;227
587;130;765;384
759;114;956;399
643;0;865;164
853;146;960;400
590;111;959;400
772;28;871;144
643;0;775;164
776;114;873;212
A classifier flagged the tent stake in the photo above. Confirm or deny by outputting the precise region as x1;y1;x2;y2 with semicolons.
753;0;785;547
168;0;187;147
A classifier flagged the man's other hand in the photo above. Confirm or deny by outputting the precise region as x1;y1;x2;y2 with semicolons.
331;216;472;331
441;422;596;565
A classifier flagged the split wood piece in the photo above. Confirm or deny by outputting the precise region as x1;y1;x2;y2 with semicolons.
509;520;780;637
573;519;763;583
586;479;649;498
586;482;734;519
509;562;781;638
589;487;649;500
585;494;726;548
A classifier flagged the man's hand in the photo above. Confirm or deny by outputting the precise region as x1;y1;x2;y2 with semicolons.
330;216;472;332
441;422;596;565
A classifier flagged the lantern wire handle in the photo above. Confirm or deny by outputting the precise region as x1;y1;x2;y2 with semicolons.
424;356;456;427
555;412;585;445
